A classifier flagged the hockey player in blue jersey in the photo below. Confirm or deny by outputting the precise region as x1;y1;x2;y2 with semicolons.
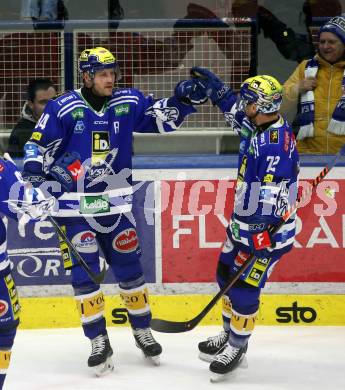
0;154;54;389
22;47;207;375
190;69;299;381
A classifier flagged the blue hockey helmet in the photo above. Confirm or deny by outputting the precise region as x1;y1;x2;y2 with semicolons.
238;75;283;114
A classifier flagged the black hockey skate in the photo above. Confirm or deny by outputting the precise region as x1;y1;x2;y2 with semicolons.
198;330;230;362
133;328;162;366
88;334;114;377
209;343;248;382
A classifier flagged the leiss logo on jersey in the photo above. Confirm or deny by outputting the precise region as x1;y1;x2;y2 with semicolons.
113;228;139;253
92;131;110;164
71;231;97;253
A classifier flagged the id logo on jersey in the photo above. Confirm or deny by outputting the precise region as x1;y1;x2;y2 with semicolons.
92;131;109;164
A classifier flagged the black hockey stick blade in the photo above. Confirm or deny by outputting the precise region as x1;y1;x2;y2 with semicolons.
150;253;255;333
47;216;106;284
151;145;345;333
150;318;199;333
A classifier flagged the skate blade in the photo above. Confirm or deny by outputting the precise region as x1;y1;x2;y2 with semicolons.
140;351;161;366
92;356;114;377
209;356;248;382
148;355;160;366
198;352;214;363
200;351;248;365
136;343;161;366
210;367;241;383
239;356;248;369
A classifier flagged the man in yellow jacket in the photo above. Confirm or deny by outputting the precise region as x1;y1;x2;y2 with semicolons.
283;15;345;154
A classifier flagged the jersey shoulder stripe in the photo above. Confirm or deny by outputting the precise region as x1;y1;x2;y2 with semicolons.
52;90;85;117
58;103;88;119
53;90;82;106
109;88;142;102
108;98;139;108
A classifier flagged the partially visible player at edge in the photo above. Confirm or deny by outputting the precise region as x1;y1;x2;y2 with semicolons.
0;154;54;389
22;47;207;376
191;68;299;382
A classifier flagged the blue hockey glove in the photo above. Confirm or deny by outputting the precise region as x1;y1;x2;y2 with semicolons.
22;171;46;188
49;151;83;192
174;79;208;105
21;188;56;221
190;67;231;105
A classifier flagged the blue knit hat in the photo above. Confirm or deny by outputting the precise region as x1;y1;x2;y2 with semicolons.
319;15;345;45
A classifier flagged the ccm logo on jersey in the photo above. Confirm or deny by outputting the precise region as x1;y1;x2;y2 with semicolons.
113;228;139;253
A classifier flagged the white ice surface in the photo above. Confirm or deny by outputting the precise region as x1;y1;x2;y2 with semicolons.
5;326;345;390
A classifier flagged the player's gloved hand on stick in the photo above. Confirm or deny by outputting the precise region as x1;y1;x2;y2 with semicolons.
21;171;46;187
174;79;208;105
190;66;232;105
22;189;56;221
49;151;83;192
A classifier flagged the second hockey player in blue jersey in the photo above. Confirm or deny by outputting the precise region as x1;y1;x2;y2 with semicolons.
190;69;299;381
0;153;55;389
22;47;207;376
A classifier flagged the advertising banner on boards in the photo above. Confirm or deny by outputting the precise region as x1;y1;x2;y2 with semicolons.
7;177;345;286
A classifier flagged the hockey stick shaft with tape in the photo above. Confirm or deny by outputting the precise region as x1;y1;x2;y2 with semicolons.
3;152;106;284
150;145;345;333
47;215;106;285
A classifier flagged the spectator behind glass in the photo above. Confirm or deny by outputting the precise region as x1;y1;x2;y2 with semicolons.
20;0;68;21
8;78;57;158
233;0;340;64
108;0;124;20
283;15;345;154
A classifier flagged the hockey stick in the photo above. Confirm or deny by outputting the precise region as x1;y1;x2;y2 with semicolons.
3;152;106;285
47;215;106;285
151;145;345;333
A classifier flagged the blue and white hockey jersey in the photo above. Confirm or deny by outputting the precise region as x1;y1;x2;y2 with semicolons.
23;88;196;218
0;158;21;275
0;157;52;275
222;98;300;256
